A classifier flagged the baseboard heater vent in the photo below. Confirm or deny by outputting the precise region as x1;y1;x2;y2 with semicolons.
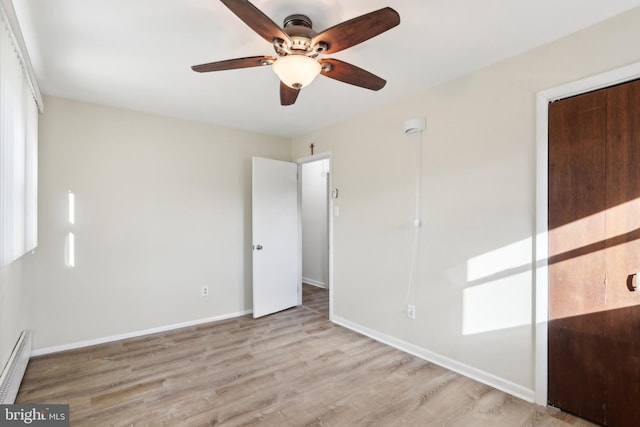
0;330;32;404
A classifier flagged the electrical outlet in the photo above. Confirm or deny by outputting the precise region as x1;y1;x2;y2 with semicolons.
407;304;416;319
202;286;209;297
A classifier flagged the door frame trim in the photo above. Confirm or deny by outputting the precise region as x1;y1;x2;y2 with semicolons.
296;152;333;318
535;61;640;406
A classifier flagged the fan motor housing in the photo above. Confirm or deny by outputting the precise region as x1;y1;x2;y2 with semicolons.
284;14;312;28
277;14;328;56
283;14;317;41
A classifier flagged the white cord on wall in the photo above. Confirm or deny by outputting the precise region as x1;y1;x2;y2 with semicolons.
404;118;426;307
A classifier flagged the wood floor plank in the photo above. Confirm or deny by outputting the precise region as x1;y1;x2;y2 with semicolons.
16;285;594;426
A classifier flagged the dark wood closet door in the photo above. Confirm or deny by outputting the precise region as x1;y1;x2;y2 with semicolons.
548;88;608;425
601;80;640;427
548;79;640;426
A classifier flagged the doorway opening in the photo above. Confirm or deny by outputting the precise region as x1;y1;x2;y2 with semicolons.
298;154;332;318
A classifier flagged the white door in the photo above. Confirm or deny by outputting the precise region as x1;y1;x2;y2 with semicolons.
252;157;299;318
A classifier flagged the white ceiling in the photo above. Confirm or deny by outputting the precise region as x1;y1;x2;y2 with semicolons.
12;0;640;138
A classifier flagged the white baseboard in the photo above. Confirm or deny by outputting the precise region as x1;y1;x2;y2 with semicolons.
32;310;253;356
302;278;326;288
331;314;535;403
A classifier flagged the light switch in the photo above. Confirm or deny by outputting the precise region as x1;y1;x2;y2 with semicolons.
333;206;340;217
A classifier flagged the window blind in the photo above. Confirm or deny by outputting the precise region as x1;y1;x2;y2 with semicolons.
0;3;39;269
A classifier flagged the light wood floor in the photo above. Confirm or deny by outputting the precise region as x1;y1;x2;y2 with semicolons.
301;283;329;317
17;284;594;426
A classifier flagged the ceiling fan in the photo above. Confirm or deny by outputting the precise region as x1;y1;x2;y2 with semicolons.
191;0;400;106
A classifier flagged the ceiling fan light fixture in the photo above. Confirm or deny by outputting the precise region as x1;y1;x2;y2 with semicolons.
272;54;321;89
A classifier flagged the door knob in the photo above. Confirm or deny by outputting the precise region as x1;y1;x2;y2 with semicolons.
627;273;637;292
254;244;263;251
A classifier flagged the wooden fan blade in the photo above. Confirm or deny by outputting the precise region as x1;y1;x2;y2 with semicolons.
312;7;400;54
320;58;386;91
220;0;291;46
191;56;275;72
280;81;300;106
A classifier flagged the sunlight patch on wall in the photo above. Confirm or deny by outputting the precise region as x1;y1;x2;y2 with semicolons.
467;237;532;282
65;191;75;268
68;191;75;224
65;232;75;268
463;271;532;335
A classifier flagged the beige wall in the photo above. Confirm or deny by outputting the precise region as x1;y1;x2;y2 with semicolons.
292;7;640;397
24;97;290;350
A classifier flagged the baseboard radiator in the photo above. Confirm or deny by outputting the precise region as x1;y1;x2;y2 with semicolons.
0;330;32;404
